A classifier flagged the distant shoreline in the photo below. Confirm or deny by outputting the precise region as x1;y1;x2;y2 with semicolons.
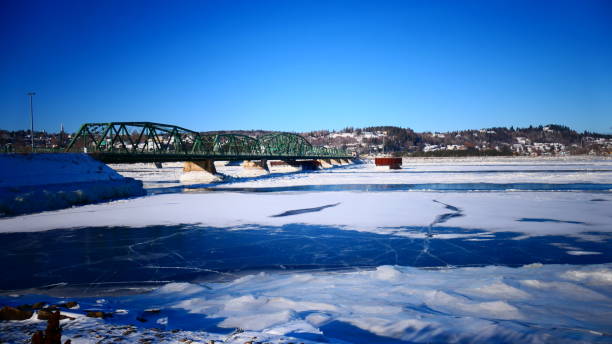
360;155;612;161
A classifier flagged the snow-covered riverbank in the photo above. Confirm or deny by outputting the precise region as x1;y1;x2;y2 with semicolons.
0;154;145;217
2;263;611;343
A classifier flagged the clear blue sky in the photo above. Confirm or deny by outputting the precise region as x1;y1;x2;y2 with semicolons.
1;0;611;133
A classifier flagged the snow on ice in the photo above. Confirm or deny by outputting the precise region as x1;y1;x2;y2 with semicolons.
1;264;611;343
1;190;610;239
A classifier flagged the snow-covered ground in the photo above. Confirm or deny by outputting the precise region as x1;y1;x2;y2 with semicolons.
0;154;145;216
0;153;134;188
1;264;611;343
1;156;611;343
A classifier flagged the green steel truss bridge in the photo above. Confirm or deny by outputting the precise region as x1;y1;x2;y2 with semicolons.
66;122;352;163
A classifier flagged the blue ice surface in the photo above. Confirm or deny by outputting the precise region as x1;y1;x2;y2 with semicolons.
0;223;610;294
209;183;612;192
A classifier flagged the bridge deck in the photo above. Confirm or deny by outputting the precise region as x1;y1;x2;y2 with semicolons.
89;152;351;163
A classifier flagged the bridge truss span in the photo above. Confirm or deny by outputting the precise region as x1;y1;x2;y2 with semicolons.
66;122;352;163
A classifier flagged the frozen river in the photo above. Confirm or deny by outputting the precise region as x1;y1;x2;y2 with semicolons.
1;157;611;344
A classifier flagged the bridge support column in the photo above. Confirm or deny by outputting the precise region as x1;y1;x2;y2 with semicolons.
330;159;342;166
270;160;320;171
318;159;333;168
240;160;270;177
180;160;223;183
269;160;301;173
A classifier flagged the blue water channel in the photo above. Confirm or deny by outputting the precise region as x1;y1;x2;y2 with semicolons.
144;182;612;195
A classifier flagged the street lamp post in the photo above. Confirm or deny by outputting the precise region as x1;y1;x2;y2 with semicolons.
27;92;36;151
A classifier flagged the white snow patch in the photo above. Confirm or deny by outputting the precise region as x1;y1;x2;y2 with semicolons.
561;268;612;286
519;280;609;301
157;282;207;295
373;265;403;281
465;281;531;300
218;310;293;331
566;250;602;256
305;313;331;326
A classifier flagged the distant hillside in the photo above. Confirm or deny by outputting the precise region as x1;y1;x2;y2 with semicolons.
1;124;611;156
301;124;612;157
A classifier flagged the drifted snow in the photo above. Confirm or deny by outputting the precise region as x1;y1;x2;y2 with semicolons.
159;264;612;342
0;153;125;188
0;154;145;216
3;264;610;343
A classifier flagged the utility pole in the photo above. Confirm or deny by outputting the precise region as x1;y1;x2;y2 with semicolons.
382;135;385;155
27;92;36;151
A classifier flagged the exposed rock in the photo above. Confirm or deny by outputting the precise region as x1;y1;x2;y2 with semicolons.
122;329;136;336
31;330;44;344
17;304;32;311
15;301;47;312
37;309;74;321
32;302;47;309
58;301;78;309
85;311;112;319
31;310;62;344
0;306;33;321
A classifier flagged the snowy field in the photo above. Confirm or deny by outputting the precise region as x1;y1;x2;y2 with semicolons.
1;157;611;343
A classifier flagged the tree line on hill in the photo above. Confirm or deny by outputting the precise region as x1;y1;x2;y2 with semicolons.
302;124;612;156
1;124;610;156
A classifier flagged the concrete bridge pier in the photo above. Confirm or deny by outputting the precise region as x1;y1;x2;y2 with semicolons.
240;160;270;177
317;159;333;168
180;160;224;183
269;160;320;172
269;160;301;172
330;159;343;166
